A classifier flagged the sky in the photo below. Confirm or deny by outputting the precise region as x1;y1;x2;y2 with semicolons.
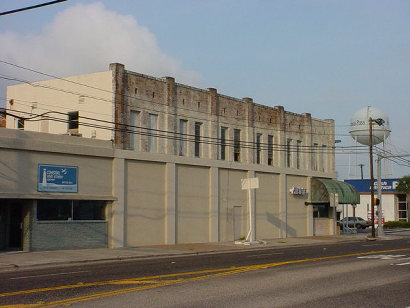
0;0;409;179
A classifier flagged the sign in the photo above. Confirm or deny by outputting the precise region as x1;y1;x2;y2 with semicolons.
344;179;399;193
38;164;78;193
241;178;259;190
289;187;307;195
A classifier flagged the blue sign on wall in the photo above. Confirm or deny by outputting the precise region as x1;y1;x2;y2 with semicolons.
38;164;78;193
344;178;399;193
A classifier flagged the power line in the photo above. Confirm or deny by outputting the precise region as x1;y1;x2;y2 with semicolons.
5;108;369;155
0;0;68;16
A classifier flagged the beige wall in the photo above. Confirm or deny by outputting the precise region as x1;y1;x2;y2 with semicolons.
286;175;309;237
176;165;209;243
219;169;247;241
125;161;165;246
255;172;281;239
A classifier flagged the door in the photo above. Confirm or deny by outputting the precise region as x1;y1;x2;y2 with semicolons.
8;202;22;248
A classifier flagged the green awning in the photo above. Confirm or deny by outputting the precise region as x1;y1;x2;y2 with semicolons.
311;178;360;204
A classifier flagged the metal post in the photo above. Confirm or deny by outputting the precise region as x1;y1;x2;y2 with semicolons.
369;117;375;238
377;154;384;236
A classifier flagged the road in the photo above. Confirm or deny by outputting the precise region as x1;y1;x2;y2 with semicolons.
1;237;409;307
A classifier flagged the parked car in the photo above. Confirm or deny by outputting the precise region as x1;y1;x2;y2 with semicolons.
339;217;371;229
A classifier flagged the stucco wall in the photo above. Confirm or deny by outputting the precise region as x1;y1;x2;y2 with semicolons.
176;165;209;243
255;172;281;239
219;169;247;241
125;160;165;246
286;175;309;237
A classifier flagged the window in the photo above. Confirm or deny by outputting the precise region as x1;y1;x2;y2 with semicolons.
268;135;273;165
313;205;329;218
17;118;24;130
37;200;105;221
194;122;202;157
398;194;408;221
68;111;79;130
234;129;241;162
179;119;187;156
312;143;318;171
147;114;158;152
129;110;140;150
220;127;227;160
296;140;302;169
321;145;326;171
286;139;292;168
256;133;262;164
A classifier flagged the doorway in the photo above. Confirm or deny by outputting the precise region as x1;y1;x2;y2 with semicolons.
0;200;23;250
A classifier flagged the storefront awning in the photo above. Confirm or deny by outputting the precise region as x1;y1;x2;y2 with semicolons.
311;178;360;204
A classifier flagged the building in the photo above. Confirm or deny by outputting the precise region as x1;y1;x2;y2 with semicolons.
344;179;408;222
1;64;359;251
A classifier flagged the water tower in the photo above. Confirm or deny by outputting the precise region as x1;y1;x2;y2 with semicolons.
348;106;391;178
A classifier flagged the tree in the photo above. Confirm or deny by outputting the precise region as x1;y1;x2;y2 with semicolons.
395;175;410;193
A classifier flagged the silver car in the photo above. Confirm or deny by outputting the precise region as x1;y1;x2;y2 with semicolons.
339;217;371;229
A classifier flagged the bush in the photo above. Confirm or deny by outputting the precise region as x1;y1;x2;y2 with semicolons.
383;221;410;229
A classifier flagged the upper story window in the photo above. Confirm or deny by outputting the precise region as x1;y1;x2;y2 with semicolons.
268;135;273;166
256;133;262;164
17;118;24;130
68;111;79;130
296;140;302;169
179;119;187;156
194;122;202;157
220;127;227;160
147;113;158;152
234;129;241;162
129;110;140;150
312;143;318;171
321;145;327;171
286;139;292;168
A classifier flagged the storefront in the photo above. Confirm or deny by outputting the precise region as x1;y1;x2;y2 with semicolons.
310;178;360;235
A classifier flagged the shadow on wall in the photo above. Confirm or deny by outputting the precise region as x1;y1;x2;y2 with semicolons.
265;212;296;237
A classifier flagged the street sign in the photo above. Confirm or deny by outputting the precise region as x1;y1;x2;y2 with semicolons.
241;177;259;190
37;164;78;193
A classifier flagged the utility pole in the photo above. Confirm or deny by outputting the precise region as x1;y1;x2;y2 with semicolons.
369;117;375;238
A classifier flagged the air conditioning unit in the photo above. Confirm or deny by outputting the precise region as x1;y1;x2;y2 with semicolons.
66;130;82;137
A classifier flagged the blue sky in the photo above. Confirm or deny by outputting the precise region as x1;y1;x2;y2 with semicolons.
0;0;409;179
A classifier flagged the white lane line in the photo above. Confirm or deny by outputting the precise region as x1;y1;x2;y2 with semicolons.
247;252;284;258
361;244;384;247
9;270;90;280
396;262;410;266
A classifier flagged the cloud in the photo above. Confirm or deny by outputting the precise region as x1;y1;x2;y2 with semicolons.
0;2;202;85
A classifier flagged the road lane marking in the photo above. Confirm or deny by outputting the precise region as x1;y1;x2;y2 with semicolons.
397;262;410;266
247;252;284;257
1;247;409;307
9;270;90;280
362;244;384;247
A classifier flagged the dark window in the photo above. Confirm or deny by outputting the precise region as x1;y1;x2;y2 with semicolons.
220;127;227;160
268;135;273;165
296;140;302;169
68;111;79;130
194;122;201;157
234;129;240;162
286;139;292;168
313;205;329;218
17;118;25;129
256;133;262;164
37;200;105;221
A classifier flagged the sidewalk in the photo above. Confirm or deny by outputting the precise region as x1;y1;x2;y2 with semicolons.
0;234;393;273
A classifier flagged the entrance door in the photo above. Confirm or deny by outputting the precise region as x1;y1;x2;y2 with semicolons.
233;206;242;240
9;203;22;248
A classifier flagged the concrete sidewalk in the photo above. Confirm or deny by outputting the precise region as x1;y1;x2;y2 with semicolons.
0;234;391;272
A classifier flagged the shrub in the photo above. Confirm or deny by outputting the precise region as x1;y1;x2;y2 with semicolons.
383;221;410;229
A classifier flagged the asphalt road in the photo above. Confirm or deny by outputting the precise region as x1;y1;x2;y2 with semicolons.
1;237;409;307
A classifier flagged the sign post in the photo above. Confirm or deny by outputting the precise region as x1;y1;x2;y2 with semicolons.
239;177;259;245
